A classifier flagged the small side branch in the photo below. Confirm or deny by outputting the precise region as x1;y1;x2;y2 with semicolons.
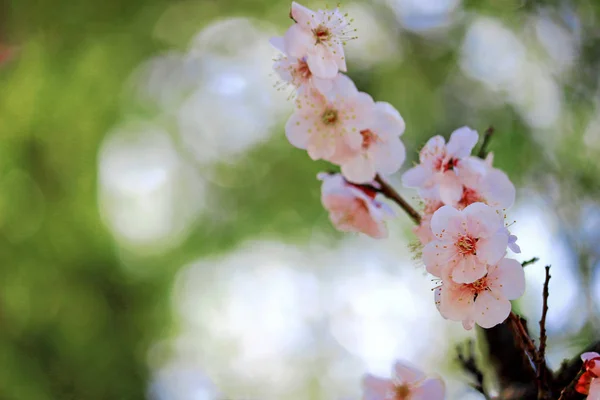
522;257;540;267
508;313;539;369
536;266;552;399
477;126;495;158
374;174;422;225
557;368;585;400
457;340;489;399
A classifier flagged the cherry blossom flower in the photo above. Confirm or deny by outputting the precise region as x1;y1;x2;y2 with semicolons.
269;37;335;95
362;360;445;400
439;157;516;211
434;257;525;330
576;352;600;399
330;101;406;184
285;74;374;161
319;173;393;238
284;2;354;79
422;203;509;283
402;126;480;201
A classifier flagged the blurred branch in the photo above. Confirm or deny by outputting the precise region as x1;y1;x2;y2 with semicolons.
374;174;422;225
557;368;585;400
537;266;552;399
457;340;489;399
477;126;494;159
522;257;540;267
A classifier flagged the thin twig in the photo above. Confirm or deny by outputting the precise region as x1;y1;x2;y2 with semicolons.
537;266;552;399
522;257;540;267
457;340;490;399
477;126;495;158
374;174;422;225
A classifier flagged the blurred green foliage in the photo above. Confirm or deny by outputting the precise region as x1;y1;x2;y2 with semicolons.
1;0;600;399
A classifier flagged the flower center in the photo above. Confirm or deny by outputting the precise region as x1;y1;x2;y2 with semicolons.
321;108;339;125
393;384;411;400
313;25;331;44
433;156;457;172
456;235;477;255
458;187;483;209
360;129;378;150
295;58;311;80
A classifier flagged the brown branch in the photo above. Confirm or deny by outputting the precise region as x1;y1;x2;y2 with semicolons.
522;257;540;267
477;126;495;158
374;174;422;225
457;340;489;399
537;266;552;399
508;312;539;367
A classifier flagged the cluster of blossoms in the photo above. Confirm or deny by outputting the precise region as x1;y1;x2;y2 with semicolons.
271;3;595;400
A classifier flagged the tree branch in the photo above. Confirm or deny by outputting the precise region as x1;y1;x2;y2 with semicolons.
537;266;552;399
374;174;422;225
522;257;540;267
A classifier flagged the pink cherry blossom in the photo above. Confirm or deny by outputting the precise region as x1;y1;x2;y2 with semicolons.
434;258;525;330
362;360;445;400
422;203;509;283
439;156;516;211
319;173;393;238
285;74;374;161
283;2;354;79
330;101;406;184
269;36;335;95
576;352;600;399
402;126;480;201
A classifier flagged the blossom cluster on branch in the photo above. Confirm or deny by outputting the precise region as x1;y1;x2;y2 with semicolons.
270;3;595;400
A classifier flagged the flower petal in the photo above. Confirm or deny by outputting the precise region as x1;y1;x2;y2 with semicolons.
480;168;516;209
439;171;463;206
473;289;511;328
402;165;431;188
341;154;376;184
422;240;456;277
312;76;334;94
393;361;426;385
307;44;339;79
372;138;405;177
476;232;509;266
411;377;445;400
290;2;317;27
438;282;475;321
446;126;479;158
488;258;525;300
451;255;487;284
361;374;394;400
419;135;446;166
462;202;503;238
283;23;314;58
285;112;311;149
589;379;600;400
430;205;463;237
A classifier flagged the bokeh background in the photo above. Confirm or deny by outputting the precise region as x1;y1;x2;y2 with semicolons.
1;0;600;399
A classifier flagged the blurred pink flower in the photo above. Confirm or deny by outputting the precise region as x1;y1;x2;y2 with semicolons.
331;101;406;184
285;74;374;161
402;127;480;201
283;1;353;79
362;360;445;400
422;203;508;283
577;352;600;398
434;258;525;330
319;173;393;238
270;37;335;95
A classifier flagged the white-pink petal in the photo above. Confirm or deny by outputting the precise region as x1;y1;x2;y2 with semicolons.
589;379;600;400
422;240;455;278
462;202;503;237
283;23;313;58
269;36;286;53
402;165;431;189
430;205;462;237
342;155;377;184
451;255;487;284
473;289;511;328
411;377;445;400
285;112;311;149
393;361;426;385
439;171;463;205
290;2;316;27
372;137;406;176
476;232;509;266
446;126;479;158
307;45;339;79
488;258;525;300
